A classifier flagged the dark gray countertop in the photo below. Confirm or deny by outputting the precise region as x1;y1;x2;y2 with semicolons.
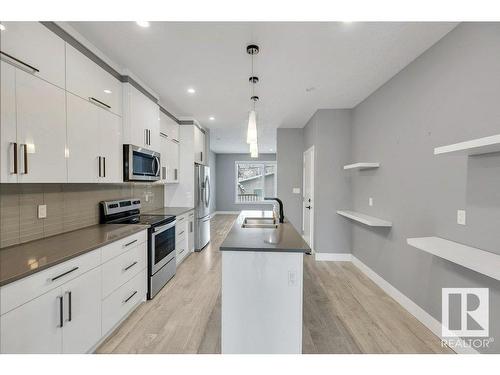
220;210;311;254
146;206;194;217
0;224;149;287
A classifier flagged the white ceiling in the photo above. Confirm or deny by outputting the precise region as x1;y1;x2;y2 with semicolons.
69;22;457;153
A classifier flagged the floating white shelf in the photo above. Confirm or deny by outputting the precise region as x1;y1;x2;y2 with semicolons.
336;210;392;227
407;237;500;281
434;134;500;156
343;162;380;170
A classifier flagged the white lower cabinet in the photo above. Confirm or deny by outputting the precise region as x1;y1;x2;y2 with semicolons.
0;230;148;354
0;287;63;354
102;269;146;335
176;213;190;265
61;267;102;354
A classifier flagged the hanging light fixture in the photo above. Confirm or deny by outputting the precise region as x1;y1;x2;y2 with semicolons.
246;44;260;157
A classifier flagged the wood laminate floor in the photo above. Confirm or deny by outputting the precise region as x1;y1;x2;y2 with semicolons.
97;214;452;354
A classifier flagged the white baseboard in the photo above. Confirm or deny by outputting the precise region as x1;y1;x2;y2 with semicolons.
313;252;477;354
213;211;241;215
350;255;477;354
315;252;352;262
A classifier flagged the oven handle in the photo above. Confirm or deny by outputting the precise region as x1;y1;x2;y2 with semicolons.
153;220;176;233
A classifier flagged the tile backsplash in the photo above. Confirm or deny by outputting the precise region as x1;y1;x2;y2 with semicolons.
0;183;164;248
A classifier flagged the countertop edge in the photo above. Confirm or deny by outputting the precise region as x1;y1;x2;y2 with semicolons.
0;224;150;288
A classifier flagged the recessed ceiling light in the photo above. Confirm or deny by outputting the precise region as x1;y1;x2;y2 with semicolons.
209;116;215;121
136;21;150;28
187;88;196;94
0;24;5;31
103;89;112;94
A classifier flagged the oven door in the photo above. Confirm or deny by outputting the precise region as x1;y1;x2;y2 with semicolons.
124;144;161;181
150;220;176;274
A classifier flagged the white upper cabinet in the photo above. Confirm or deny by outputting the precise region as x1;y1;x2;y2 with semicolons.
66;44;123;116
67;93;122;183
0;62;17;183
160;135;180;183
0;22;65;89
160;110;179;141
123;83;160;152
16;69;67;183
194;125;207;165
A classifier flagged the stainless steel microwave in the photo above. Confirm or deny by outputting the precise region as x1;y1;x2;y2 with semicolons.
123;144;161;182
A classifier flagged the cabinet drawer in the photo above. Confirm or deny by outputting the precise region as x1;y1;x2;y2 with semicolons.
175;215;187;237
101;230;147;263
101;242;147;299
102;269;146;336
0;249;101;315
66;44;123;116
0;22;65;88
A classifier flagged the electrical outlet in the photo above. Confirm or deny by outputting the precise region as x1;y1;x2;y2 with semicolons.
38;205;47;219
288;270;297;286
369;197;373;207
292;187;301;194
457;210;466;225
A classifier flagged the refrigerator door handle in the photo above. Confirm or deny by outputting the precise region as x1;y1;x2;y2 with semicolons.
205;176;211;208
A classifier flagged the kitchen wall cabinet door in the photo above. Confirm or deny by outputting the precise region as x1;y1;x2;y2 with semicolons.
15;69;67;183
66;44;123;116
62;267;102;354
194;126;206;165
0;287;63;354
0;61;17;183
123;83;160;152
98;108;122;183
165;139;180;183
160;111;179;141
67;93;101;183
0;22;65;89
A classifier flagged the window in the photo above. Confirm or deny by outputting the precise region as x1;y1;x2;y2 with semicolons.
235;161;277;204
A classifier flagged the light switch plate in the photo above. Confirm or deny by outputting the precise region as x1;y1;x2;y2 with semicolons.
38;205;47;219
292;187;301;194
457;210;466;225
369;197;373;207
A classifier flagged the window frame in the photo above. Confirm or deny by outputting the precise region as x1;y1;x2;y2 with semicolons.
234;160;277;205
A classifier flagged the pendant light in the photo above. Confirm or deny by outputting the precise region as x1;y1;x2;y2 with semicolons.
246;44;260;157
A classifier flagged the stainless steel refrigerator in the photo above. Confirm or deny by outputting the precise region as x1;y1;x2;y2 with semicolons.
194;164;211;251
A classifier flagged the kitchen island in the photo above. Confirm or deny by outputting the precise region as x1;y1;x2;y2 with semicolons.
219;210;311;354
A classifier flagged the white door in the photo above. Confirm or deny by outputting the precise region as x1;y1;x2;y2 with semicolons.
16;69;67;183
99;108;122;183
0;287;63;353
0;22;66;89
302;146;314;250
62;267;102;353
66;93;100;183
166;139;180;183
0;61;17;183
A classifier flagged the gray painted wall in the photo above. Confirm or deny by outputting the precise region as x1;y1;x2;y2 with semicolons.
303;110;353;254
215;153;276;212
276;128;304;231
350;22;500;353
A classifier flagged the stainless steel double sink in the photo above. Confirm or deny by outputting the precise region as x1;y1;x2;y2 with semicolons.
241;217;279;229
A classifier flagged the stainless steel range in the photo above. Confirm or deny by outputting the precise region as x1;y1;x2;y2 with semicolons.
100;198;176;299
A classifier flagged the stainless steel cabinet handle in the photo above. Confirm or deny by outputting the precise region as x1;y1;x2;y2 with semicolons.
0;51;39;73
162;166;167;180
189;222;193;233
179;248;185;254
144;129;148;145
88;97;111;109
123;239;138;248
123;290;138;304
178;230;185;236
103;157;106;178
200;151;203;162
51;267;79;282
9;142;17;174
98;156;102;177
58;296;64;328
19;144;28;174
174;168;178;181
66;291;72;322
123;261;138;271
